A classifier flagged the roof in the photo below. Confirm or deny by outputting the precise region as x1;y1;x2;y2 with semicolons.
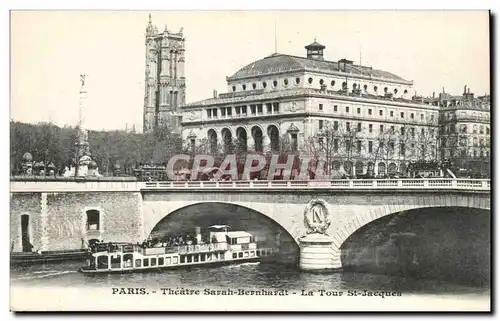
183;87;428;108
209;225;230;230
227;53;411;84
305;40;325;49
226;231;253;238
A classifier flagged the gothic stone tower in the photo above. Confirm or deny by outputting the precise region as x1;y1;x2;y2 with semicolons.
144;14;186;133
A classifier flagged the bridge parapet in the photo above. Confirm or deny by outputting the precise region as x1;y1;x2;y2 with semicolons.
10;179;490;193
140;179;490;192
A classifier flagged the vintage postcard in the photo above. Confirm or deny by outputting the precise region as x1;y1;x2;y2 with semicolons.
9;10;491;312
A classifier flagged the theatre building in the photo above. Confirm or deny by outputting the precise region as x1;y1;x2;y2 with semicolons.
180;40;439;177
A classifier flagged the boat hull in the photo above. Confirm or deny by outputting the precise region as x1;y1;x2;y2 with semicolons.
79;255;263;275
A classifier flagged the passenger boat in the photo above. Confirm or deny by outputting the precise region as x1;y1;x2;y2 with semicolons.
79;225;277;274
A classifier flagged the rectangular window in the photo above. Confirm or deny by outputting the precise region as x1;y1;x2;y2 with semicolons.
334;139;339;152
213;108;218;117
379;141;384;150
421;114;424;120
480;126;484;134
346;122;351;132
421;128;425;136
221;108;226;117
401;127;405;136
379;110;383;116
235;106;241;116
334;121;339;131
266;104;272;114
390;111;394;117
151;258;157;266
411;113;415;119
400;112;404;118
319;119;324;130
431;114;435;121
368;109;372;115
368;141;373;153
380;125;384;133
158;257;164;266
206;109;212;119
400;143;405;156
357;123;362;132
391;126;395;133
357;107;361;114
250;105;256;115
369;124;373;133
143;259;149;267
390;142;395;150
411;127;415;136
357;140;362;153
242;106;247;115
319;103;323;111
346;106;350;113
227;107;232;117
257;104;263;115
334;105;338;112
273;103;279;114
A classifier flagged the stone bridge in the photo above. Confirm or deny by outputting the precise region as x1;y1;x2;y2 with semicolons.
10;178;490;269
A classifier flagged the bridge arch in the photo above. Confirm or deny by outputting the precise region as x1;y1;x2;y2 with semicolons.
330;197;490;252
142;201;302;247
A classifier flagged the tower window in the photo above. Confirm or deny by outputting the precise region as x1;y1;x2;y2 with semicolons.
308;77;313;84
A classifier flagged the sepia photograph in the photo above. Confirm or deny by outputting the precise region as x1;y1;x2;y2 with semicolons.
8;9;491;312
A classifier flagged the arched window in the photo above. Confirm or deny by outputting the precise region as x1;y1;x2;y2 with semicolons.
284;79;289;86
308;77;313;84
363;84;368;91
242;84;246;91
273;80;278;88
252;83;257;89
232;86;236;92
319;79;324;85
394;88;398;94
384;87;388;93
295;78;300;85
331;80;335;87
374;86;378;92
262;81;267;88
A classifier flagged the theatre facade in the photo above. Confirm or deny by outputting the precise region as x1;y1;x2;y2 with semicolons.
180;40;440;177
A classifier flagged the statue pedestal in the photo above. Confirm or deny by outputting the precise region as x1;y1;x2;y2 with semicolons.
299;233;340;271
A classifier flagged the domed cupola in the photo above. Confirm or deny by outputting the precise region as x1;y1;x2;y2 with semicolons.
305;38;326;60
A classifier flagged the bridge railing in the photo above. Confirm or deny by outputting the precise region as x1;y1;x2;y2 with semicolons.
140;178;490;191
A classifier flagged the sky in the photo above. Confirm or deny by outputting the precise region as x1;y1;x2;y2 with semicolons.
10;10;490;131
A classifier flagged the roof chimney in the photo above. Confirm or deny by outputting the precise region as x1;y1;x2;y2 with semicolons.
213;89;218;98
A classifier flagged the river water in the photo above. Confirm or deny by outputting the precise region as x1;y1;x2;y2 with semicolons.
11;260;490;296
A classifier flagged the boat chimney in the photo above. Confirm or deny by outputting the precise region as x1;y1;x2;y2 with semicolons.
195;226;201;244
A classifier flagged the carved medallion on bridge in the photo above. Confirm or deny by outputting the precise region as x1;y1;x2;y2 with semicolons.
304;199;331;235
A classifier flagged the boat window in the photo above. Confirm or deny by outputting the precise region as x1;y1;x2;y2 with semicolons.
151;258;157;266
165;257;171;265
232;253;237;259
187;255;192;263
194;255;199;263
111;255;121;269
123;254;133;268
135;259;142;267
158;257;164;266
180;255;186;264
173;257;178;264
238;252;243;258
200;254;205;262
244;252;249;258
250;251;255;257
268;249;273;254
143;258;149;267
206;254;211;261
97;256;108;269
256;250;260;256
